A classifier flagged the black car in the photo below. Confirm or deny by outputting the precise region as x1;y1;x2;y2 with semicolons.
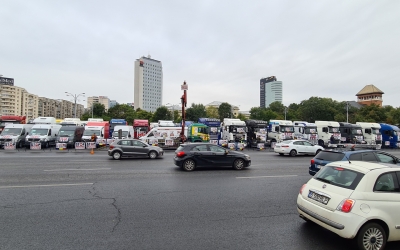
174;143;251;171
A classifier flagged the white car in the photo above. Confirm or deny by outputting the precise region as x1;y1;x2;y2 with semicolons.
274;139;324;156
297;161;400;250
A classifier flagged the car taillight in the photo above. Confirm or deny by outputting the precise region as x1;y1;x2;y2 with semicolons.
109;145;114;150
176;151;186;158
281;145;289;148
337;199;355;213
299;184;307;194
311;159;315;165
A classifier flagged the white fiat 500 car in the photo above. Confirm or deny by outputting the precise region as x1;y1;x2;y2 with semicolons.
297;161;400;250
274;139;324;156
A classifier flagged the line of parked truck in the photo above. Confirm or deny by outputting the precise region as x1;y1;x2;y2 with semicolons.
1;114;399;150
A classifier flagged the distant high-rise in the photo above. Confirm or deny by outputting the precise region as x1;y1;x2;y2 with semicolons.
260;76;282;107
134;55;163;112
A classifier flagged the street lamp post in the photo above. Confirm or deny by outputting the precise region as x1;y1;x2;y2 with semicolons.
284;106;288;120
166;103;179;122
65;92;85;118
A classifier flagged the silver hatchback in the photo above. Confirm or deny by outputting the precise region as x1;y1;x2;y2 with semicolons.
108;139;164;160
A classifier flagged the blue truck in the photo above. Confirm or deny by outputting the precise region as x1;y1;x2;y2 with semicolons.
109;119;127;138
198;118;221;142
380;123;400;148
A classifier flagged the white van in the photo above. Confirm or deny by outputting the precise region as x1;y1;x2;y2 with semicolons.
61;118;83;126
140;126;187;148
0;124;34;148
25;124;62;148
32;117;57;124
112;125;134;139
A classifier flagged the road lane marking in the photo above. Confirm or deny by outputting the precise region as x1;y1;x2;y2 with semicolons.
44;168;111;172
0;183;94;189
236;175;298;179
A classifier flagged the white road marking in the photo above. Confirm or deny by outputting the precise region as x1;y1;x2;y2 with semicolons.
236;175;298;179
44;168;111;172
0;183;94;189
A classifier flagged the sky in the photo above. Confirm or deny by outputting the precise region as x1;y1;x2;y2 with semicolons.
1;0;400;111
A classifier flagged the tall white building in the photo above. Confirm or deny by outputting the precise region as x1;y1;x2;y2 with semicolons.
134;55;163;112
260;76;283;107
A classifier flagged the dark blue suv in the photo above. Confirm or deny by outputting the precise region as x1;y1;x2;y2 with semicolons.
309;149;400;175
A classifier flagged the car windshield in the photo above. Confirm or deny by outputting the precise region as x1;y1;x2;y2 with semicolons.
305;127;317;134
83;129;100;136
58;130;75;137
112;131;129;137
329;127;339;133
314;165;364;190
30;129;48;136
351;128;363;135
280;126;294;133
372;128;381;135
1;128;22;135
314;151;344;161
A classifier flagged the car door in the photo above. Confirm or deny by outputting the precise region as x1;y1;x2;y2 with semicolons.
190;145;212;166
293;141;305;154
208;145;231;166
369;172;400;240
302;141;315;154
375;152;400;165
119;140;134;155
131;140;149;156
360;152;379;162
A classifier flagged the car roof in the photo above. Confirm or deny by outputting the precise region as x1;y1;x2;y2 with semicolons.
325;161;395;174
321;149;395;156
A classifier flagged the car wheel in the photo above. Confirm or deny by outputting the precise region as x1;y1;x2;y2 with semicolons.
290;149;297;157
279;153;284;156
148;150;158;159
356;222;386;250
112;151;122;160
183;159;195;171
315;149;321;156
233;159;245;170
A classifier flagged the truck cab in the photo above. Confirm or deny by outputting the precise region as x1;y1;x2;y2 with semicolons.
82;121;110;144
380;123;400;148
0;124;33;148
25;124;62;148
293;121;318;144
268;120;294;143
187;123;210;142
0;115;27;133
221;118;247;143
338;122;364;144
356;122;382;148
315;121;341;147
133;119;150;139
109;119;127;138
57;126;85;148
198;118;221;142
245;120;268;148
112;125;134;139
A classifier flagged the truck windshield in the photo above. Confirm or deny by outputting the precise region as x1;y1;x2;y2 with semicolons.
197;127;209;134
30;129;48;136
83;130;101;136
280;126;294;133
329;127;339;133
112;131;129;137
58;130;75;137
393;131;398;136
1;128;22;135
372;128;381;135
304;127;317;134
229;126;246;133
351;128;363;135
254;128;267;133
135;126;148;132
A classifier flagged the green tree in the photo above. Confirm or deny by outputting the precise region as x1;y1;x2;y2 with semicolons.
81;103;106;121
218;102;232;121
249;107;277;121
151;106;170;122
268;101;285;114
354;104;387;123
185;103;207;122
135;108;153;121
206;106;219;119
297;97;338;122
172;110;181;123
236;113;247;121
107;104;136;123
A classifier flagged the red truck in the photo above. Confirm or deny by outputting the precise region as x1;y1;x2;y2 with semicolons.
133;119;149;139
0;115;26;133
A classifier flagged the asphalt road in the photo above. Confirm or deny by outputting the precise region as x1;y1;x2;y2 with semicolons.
1;148;400;250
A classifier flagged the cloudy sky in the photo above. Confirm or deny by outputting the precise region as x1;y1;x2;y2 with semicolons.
1;0;399;111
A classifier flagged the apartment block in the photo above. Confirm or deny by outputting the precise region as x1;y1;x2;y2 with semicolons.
0;84;39;120
38;98;85;119
87;96;110;111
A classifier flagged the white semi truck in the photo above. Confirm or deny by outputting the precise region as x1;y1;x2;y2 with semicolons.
267;120;294;143
221;118;247;143
293;121;318;144
356;122;382;149
315;121;341;147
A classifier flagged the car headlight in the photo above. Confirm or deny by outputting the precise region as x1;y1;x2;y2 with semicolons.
244;154;251;160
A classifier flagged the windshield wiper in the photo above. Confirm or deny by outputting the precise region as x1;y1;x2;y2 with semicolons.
315;177;331;184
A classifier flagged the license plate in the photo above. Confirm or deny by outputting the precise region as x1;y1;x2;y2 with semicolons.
308;191;330;205
275;145;280;148
315;164;320;169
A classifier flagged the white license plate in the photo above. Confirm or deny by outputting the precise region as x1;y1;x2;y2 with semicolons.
308;191;330;205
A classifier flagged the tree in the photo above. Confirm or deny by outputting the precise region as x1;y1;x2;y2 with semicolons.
185;103;207;122
297;97;338;122
151;106;170;122
172;110;181;123
81;103;106;121
135;108;153;121
236;113;247;121
206;106;219;119
268;101;285;114
355;104;387;123
107;104;136;123
218;102;232;121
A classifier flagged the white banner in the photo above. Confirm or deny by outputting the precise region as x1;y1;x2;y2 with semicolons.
30;142;41;150
59;137;69;142
219;140;228;146
75;142;86;149
86;142;96;149
210;140;218;145
97;139;106;145
4;142;15;150
106;139;115;145
257;143;265;149
385;141;390;146
228;143;235;149
165;139;173;146
56;143;67;149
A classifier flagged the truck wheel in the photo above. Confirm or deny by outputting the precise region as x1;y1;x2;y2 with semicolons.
356;222;386;250
148;151;158;159
183;159;195;171
112;151;122;160
290;150;297;157
232;159;245;170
